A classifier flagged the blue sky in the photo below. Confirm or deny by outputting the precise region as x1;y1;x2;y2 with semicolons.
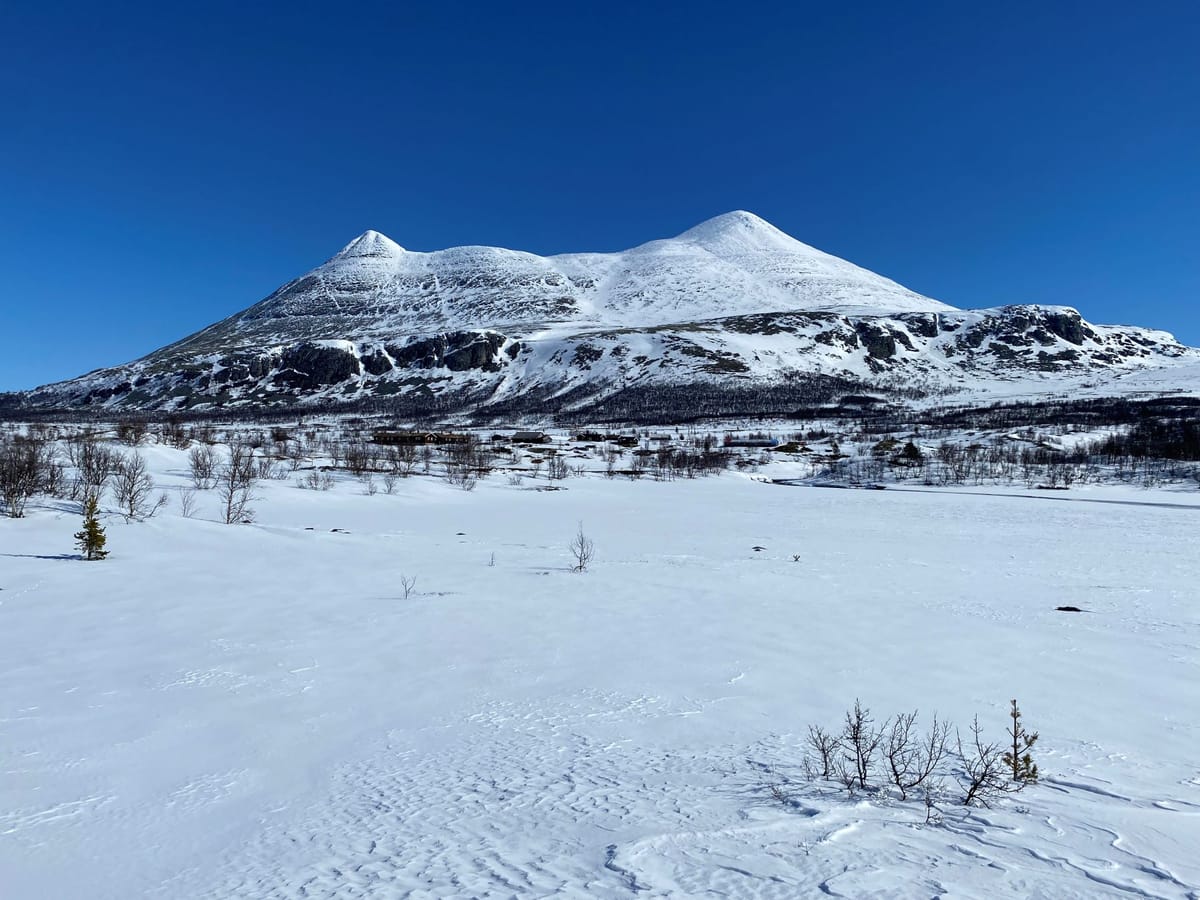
1;1;1197;391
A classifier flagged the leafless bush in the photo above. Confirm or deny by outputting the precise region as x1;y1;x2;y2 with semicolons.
445;461;477;491
833;756;860;796
0;436;48;518
285;440;307;472
841;699;886;790
400;574;417;601
189;444;218;489
363;475;378;495
256;456;284;480
115;420;148;446
344;440;378;476
217;441;257;524
805;724;842;778
884;711;950;800
41;445;66;498
298;469;334;491
957;716;1017;807
112;451;166;521
178;487;198;518
73;439;119;496
569;522;595;572
385;444;417;477
162;420;190;449
547;455;569;481
381;471;398;494
788;700;1039;816
923;781;947;824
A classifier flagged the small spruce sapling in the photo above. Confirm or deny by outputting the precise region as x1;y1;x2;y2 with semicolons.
75;494;108;560
1002;699;1039;784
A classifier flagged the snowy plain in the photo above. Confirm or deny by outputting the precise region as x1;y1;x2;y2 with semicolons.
2;443;1199;898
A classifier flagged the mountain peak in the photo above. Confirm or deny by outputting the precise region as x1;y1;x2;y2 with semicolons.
333;230;406;260
674;210;800;251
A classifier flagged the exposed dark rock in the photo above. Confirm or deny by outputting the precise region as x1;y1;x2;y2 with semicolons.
445;334;507;371
1042;310;1091;345
854;322;897;359
1036;349;1081;369
572;344;605;368
273;343;361;389
899;313;940;339
387;332;508;372
361;349;393;375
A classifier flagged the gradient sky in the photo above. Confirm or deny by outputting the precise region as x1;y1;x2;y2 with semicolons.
2;1;1197;391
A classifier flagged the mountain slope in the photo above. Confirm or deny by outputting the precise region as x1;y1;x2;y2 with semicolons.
8;212;1199;417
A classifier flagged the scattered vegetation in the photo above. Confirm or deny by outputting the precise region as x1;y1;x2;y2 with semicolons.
775;699;1039;817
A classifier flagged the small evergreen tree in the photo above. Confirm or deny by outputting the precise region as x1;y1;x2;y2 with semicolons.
1002;699;1038;783
75;494;108;561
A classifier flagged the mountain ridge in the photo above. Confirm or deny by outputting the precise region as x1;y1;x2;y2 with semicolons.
7;212;1199;417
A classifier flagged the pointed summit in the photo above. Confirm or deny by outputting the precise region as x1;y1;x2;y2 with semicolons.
333;230;406;260
674;210;801;252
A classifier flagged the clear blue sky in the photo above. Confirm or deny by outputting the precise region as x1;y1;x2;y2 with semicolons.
2;1;1197;391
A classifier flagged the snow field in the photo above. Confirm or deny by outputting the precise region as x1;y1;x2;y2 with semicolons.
1;444;1198;897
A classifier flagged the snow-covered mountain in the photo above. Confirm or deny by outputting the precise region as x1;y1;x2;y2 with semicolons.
8;212;1200;416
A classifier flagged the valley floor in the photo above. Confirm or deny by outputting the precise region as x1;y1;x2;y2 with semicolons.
2;453;1198;898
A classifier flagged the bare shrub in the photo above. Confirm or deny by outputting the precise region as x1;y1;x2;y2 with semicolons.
547;455;569;481
255;456;284;480
115;420;148;446
841;699;886;790
189;444;218;489
299;469;334;491
883;711;950;800
178;487;198;518
400;574;417;601
788;701;1038;816
344;440;377;476
41;446;66;498
805;724;842;778
0;436;47;518
569;522;595;572
958;716;1016;807
386;444;417;478
75;440;119;496
217;441;257;524
112;451;166;521
445;460;477;491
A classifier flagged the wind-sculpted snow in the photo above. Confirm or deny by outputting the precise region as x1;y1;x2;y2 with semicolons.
3;457;1198;897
